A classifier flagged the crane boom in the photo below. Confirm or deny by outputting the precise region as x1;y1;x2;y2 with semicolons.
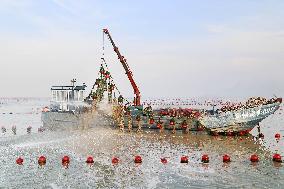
103;29;141;106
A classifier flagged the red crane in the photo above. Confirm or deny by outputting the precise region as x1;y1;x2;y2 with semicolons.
103;28;141;106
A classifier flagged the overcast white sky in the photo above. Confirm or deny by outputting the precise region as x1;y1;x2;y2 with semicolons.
0;0;283;99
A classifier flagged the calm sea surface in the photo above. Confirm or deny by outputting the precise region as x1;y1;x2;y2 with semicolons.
0;98;283;189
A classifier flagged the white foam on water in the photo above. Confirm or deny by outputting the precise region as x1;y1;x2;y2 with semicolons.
49;183;61;189
12;138;68;149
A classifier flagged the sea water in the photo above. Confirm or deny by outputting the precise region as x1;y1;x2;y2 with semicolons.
0;98;283;189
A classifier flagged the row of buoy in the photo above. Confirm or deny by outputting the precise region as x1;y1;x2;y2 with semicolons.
15;154;282;167
1;126;45;134
249;154;283;163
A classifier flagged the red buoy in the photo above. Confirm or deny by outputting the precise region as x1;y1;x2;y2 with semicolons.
223;154;231;163
180;156;188;163
16;157;24;165
275;133;281;140
149;118;155;124
62;156;70;167
38;156;46;166
86;156;94;164
161;158;168;164
272;154;282;163
112;157;119;164
201;154;209;163
157;123;162;129
169;120;175;126
250;154;259;162
134;155;142;163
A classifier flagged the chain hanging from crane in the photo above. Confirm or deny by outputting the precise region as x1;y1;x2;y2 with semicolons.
86;57;129;106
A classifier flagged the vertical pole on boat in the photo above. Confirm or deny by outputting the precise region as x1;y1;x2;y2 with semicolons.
71;78;76;101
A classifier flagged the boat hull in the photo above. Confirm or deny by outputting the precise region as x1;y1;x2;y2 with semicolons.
118;115;202;131
41;111;95;130
200;102;281;132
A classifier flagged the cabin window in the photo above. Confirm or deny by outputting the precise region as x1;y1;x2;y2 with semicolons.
52;91;56;101
56;91;60;101
51;86;85;102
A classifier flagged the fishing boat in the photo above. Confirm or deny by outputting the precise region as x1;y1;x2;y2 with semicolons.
41;29;282;135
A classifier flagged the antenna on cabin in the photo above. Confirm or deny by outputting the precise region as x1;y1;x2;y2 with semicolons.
71;79;77;87
70;78;77;101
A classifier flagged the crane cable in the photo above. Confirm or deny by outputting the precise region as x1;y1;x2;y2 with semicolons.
91;32;106;90
102;29;105;60
101;32;130;104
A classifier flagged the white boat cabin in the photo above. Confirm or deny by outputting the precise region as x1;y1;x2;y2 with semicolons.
50;84;87;112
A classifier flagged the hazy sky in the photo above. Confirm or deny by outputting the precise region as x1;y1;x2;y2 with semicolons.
0;0;283;99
